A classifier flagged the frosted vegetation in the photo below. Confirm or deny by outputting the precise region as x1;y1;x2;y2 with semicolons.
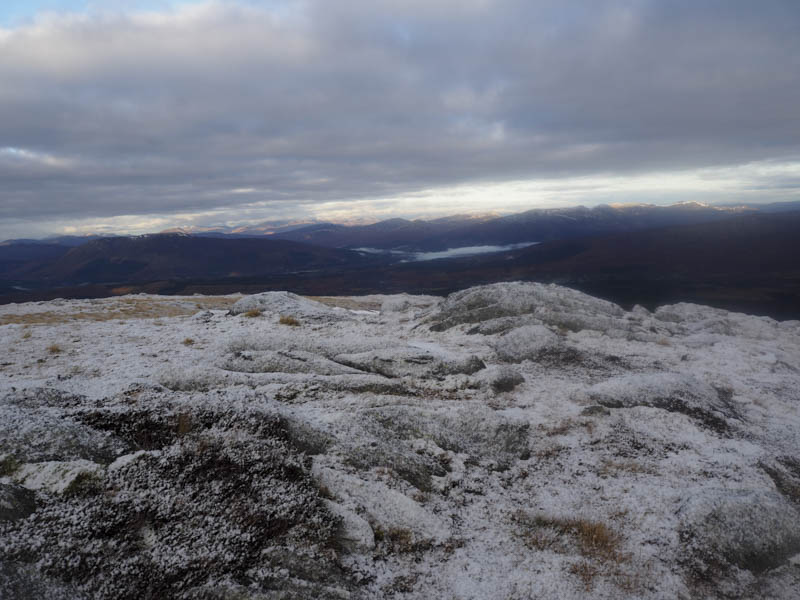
1;282;799;599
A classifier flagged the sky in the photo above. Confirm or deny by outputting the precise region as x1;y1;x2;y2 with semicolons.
1;0;799;239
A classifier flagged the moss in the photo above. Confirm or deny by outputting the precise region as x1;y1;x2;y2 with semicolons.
0;456;21;477
63;471;103;498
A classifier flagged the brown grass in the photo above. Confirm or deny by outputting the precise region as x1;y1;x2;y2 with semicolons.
243;309;263;318
0;296;240;326
278;315;300;327
47;344;62;354
307;296;382;311
570;560;599;591
110;286;137;295
0;455;21;476
544;418;594;437
513;511;624;562
513;511;645;593
176;413;193;436
371;525;431;554
534;443;566;460
597;458;655;477
182;338;195;346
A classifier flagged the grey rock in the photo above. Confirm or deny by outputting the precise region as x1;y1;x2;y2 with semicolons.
484;366;525;393
0;483;36;521
229;291;350;322
335;347;485;379
760;456;800;504
221;349;362;375
679;490;800;574
582;372;740;433
581;405;611;417
370;405;531;468
426;282;624;332
0;392;130;463
492;325;560;363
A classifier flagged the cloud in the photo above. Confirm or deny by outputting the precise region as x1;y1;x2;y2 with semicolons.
1;0;799;238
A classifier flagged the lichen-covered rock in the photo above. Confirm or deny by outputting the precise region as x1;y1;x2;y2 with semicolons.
0;391;128;463
325;500;376;552
313;466;450;544
12;460;104;495
760;456;800;504
341;438;448;493
491;324;560;363
482;365;525;393
380;294;439;314
335;346;485;379
654;302;785;341
425;281;624;332
580;372;740;433
221;349;362;375
679;490;800;575
368;405;531;469
229;291;350;322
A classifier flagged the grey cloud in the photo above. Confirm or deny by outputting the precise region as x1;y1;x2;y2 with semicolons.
1;0;799;234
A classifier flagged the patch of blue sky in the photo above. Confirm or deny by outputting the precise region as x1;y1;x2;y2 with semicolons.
0;1;207;27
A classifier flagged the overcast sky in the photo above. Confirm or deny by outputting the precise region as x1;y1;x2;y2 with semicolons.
1;0;799;239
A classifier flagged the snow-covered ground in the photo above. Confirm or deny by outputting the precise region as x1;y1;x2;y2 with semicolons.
1;282;799;599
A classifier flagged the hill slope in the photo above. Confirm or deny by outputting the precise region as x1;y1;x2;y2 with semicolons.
1;283;799;599
14;233;371;285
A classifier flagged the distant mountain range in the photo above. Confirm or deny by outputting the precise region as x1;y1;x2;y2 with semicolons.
264;202;749;250
3;201;797;252
1;201;799;319
1;234;370;287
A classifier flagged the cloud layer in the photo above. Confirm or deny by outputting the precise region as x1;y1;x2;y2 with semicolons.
1;0;799;237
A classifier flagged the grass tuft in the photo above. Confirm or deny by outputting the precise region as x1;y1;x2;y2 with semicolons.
182;338;195;346
279;315;300;327
244;309;263;318
47;343;62;354
570;560;599;591
513;511;624;561
0;455;21;476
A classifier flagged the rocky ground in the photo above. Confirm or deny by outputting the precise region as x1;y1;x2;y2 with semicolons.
1;282;799;599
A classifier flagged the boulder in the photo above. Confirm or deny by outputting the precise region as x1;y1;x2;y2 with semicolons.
491;325;560;363
581;372;739;433
425;282;624;332
229;291;350;322
335;346;485;379
679;489;800;574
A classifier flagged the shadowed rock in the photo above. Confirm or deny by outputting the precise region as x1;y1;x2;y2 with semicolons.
679;490;800;575
0;483;36;521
